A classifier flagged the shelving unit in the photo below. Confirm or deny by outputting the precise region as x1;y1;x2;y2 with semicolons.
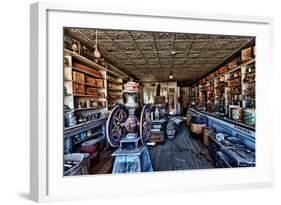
63;48;129;154
64;52;108;154
226;68;242;106
188;47;255;126
106;70;124;110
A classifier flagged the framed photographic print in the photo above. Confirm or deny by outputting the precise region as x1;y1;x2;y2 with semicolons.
30;2;274;202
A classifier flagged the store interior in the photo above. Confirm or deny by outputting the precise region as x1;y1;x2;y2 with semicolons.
63;28;256;176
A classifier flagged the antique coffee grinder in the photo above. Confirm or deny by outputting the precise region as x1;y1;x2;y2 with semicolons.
106;82;153;173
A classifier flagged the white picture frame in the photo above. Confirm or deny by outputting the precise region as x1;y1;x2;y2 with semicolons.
30;2;274;202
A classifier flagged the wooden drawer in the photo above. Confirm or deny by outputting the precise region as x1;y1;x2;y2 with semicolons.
228;59;237;70
95;79;103;88
73;83;85;94
72;71;84;84
241;47;252;62
150;132;164;142
85;87;97;95
73;62;102;78
85;76;96;85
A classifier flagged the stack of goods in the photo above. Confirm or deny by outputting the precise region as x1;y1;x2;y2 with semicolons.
73;83;85;94
72;71;84;84
73;62;102;78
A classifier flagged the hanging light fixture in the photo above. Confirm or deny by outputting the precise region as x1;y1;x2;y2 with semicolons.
93;30;101;58
169;51;176;80
169;70;173;79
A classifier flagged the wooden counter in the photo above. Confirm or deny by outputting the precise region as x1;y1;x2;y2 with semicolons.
188;108;255;150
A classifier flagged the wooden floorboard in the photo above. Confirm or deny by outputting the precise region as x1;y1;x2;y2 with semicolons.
89;122;214;175
148;123;214;171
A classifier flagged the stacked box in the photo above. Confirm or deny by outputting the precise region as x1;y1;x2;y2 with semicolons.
241;47;253;62
72;62;102;78
85;87;97;95
85;76;96;85
72;71;84;84
228;59;237;70
73;83;85;94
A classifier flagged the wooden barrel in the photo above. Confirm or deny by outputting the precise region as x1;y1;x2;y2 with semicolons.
80;139;99;154
190;115;207;135
191;123;206;135
166;121;176;140
203;127;214;146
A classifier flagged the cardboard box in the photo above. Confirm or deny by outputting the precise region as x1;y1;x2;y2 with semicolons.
241;47;253;62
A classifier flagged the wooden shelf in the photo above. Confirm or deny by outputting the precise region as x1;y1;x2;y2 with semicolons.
107;79;122;85
244;70;255;75
107;88;122;92
65;80;105;89
243;80;256;83
228;75;241;81
65;94;106;98
71;106;106;111
213;58;255;80
71;66;104;79
64;116;108;132
64;49;107;72
227;83;241;87
73;131;103;146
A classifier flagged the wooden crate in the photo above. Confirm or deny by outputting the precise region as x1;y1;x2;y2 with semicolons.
253;46;256;56
73;62;102;78
241;47;253;62
85;76;96;85
95;79;103;88
228;59;237;70
72;71;84;84
73;83;85;94
85;87;97;95
219;66;228;74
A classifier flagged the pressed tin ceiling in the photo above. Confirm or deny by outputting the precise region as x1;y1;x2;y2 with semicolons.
65;28;254;83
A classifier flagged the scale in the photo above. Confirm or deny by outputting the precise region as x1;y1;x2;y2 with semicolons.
106;82;153;173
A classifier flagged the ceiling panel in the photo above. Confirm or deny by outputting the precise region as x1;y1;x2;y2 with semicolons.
65;28;254;83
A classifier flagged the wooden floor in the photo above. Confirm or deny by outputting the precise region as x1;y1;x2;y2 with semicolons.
148;123;214;171
90;123;214;174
